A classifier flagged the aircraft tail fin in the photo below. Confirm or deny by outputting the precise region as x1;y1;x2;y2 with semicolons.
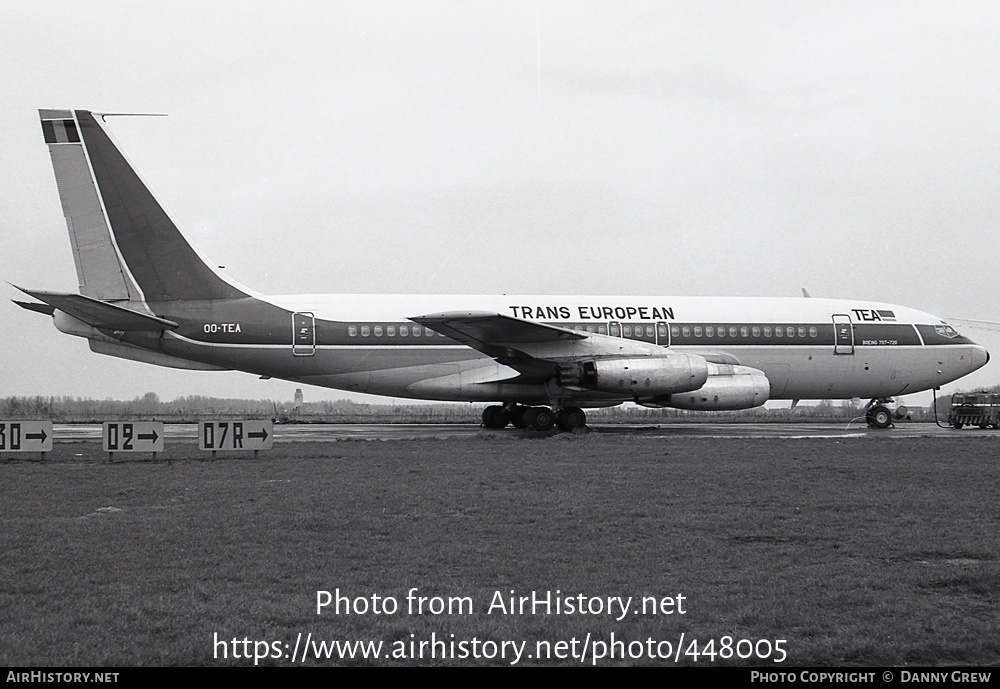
39;109;245;303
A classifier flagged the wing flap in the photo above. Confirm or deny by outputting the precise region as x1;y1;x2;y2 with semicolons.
410;311;587;380
14;287;178;331
411;311;585;346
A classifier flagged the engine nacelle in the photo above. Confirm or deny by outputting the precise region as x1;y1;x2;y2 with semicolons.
653;363;770;410
560;354;709;396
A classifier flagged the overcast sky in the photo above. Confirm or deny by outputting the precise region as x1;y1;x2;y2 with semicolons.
3;1;1000;405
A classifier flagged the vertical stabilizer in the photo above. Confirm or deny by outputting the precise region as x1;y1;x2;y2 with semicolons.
39;109;245;302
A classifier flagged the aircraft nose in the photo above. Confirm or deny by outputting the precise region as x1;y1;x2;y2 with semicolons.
972;345;990;371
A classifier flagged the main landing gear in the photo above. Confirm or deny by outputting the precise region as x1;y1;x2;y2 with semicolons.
863;398;907;429
482;403;587;432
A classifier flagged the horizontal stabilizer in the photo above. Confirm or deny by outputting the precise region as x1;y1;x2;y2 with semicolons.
13;300;56;316
14;287;178;331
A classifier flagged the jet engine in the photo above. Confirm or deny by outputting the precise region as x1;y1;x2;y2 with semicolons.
639;363;770;410
558;354;709;396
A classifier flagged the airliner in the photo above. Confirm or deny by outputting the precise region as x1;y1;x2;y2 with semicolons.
15;109;989;431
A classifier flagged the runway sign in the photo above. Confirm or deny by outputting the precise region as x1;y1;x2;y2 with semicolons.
199;420;273;451
0;421;53;452
102;422;165;453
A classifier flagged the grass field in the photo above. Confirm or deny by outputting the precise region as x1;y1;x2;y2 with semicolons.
1;434;998;666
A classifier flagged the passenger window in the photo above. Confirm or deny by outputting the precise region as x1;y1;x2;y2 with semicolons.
682;326;691;337
598;325;607;335
400;325;408;336
646;326;654;337
787;327;795;338
775;327;783;338
387;325;396;336
798;327;806;338
426;328;435;337
740;326;749;337
623;325;632;336
669;325;679;337
348;325;357;337
694;326;703;337
753;327;761;337
706;326;714;337
809;327;818;338
374;325;383;337
361;325;370;337
412;326;421;336
729;327;738;337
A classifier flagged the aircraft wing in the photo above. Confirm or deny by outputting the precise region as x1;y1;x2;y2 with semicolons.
411;311;684;381
412;311;585;346
13;287;178;331
411;311;586;379
680;348;742;365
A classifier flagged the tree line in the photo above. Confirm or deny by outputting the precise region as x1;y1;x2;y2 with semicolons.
0;393;947;424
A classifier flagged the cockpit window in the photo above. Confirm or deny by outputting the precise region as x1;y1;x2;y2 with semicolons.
935;324;960;339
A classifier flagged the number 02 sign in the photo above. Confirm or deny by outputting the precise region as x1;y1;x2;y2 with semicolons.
102;422;165;453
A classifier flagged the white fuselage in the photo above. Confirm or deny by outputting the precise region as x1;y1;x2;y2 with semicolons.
154;293;989;403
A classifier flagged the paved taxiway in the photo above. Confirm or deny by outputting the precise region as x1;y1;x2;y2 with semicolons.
50;422;992;441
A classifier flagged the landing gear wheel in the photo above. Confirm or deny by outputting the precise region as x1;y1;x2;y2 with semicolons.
482;405;510;429
953;422;965;430
524;406;555;432
510;405;529;429
556;406;587;432
866;405;893;429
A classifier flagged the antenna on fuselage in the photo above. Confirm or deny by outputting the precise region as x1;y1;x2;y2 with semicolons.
95;113;168;121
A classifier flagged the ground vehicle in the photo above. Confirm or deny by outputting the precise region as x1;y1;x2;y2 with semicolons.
947;393;1000;429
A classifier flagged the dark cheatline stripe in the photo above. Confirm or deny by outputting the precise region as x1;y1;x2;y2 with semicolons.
852;323;921;345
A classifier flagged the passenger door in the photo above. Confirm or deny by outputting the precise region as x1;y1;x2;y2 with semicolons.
292;312;316;356
832;314;854;355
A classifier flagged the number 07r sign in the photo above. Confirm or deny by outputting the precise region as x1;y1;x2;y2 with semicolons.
199;420;273;451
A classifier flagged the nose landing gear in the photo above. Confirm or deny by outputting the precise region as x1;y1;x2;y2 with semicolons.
863;398;907;429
